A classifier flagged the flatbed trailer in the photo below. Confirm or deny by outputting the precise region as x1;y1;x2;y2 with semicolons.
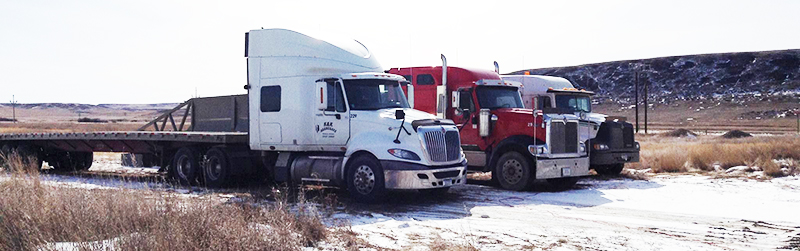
0;94;253;176
0;29;468;203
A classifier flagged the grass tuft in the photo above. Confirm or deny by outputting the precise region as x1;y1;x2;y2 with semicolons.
0;154;329;251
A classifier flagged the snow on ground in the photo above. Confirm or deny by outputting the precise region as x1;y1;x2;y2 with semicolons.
4;155;799;250
334;175;800;250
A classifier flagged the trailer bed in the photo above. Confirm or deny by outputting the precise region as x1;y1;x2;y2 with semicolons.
0;131;248;153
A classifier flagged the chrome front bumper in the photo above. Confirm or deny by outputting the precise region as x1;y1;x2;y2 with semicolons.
535;157;590;179
381;160;467;190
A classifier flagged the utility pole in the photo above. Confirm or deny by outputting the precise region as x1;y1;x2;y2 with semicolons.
10;95;17;123
631;63;653;134
633;66;639;133
644;72;648;134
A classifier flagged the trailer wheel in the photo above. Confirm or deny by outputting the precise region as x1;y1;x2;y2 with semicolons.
546;177;579;191
171;147;201;185
494;151;534;191
594;164;624;176
16;145;43;172
52;152;93;171
346;155;386;203
80;152;94;170
0;144;11;168
203;147;229;188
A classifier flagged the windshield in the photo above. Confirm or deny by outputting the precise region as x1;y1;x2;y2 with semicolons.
555;95;592;113
476;86;524;109
343;79;410;110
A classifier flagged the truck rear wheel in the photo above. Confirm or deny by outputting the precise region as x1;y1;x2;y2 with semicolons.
203;147;229;188
494;151;534;191
346;155;386;203
594;164;624;176
171;147;201;185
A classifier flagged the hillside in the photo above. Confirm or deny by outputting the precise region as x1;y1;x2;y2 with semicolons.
510;49;800;102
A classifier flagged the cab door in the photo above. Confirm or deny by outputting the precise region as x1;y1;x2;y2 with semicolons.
314;79;350;147
453;88;486;167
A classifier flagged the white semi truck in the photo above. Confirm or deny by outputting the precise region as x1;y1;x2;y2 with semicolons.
502;74;639;175
0;29;467;202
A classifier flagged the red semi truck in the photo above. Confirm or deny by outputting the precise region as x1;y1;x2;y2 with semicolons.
388;55;590;191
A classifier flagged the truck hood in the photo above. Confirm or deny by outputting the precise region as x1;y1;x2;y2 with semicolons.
574;112;607;125
354;108;444;130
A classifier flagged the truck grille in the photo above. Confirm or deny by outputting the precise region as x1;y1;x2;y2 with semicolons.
550;121;579;154
421;129;461;163
433;170;460;179
607;124;634;149
622;125;634;148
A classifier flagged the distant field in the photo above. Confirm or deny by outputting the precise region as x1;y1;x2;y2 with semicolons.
0;103;171;133
595;99;800;134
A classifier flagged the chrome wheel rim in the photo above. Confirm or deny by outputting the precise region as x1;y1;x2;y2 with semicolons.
177;155;193;179
207;157;222;180
354;165;375;195
502;159;524;185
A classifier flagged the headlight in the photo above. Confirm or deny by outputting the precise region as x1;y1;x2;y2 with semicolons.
579;142;586;153
388;149;421;161
593;144;609;150
635;142;640;149
490;114;498;121
528;145;548;155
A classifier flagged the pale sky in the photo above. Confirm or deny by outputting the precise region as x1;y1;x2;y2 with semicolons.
1;0;799;104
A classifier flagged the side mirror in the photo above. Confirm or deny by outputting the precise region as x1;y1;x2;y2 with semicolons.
451;91;460;109
532;96;539;110
405;82;415;109
315;82;327;110
395;110;405;120
479;109;490;137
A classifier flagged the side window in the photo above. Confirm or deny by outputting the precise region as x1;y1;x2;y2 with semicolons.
416;74;435;85
325;81;346;112
260;86;281;112
458;90;475;111
402;75;412;82
540;96;552;109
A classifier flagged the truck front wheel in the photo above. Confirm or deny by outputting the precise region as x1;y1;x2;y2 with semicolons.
203;147;229;188
494;151;534;191
171;147;201;185
346;155;386;203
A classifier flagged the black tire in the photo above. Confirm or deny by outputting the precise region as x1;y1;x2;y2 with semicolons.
171;147;201;185
0;144;11;168
80;152;94;170
346;155;387;203
594;164;624;176
420;187;450;196
494;151;535;191
15;145;43;172
52;152;93;171
203;147;229;188
547;177;579;191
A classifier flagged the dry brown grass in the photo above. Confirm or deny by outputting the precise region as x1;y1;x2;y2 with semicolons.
0;153;329;251
629;134;800;177
426;234;479;251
